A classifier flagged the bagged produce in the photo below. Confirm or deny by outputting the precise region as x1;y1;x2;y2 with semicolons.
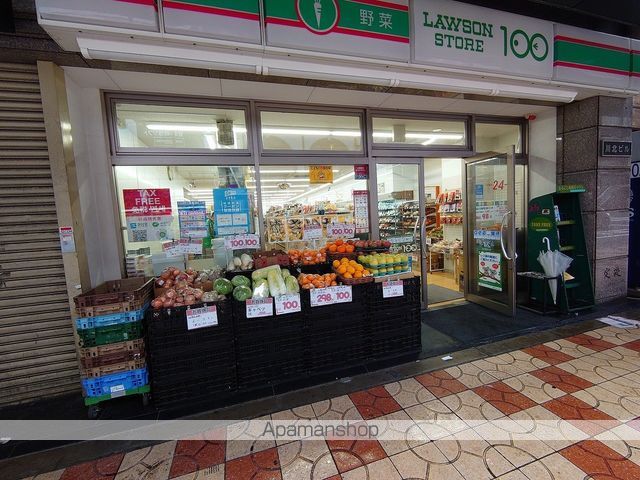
252;278;270;298
267;268;287;297
251;264;281;281
231;275;251;288
233;285;252;301
214;278;233;295
285;276;300;294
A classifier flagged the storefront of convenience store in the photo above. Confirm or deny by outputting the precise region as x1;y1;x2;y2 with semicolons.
5;0;633;407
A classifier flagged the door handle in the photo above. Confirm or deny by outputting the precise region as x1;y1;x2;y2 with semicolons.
500;210;514;261
420;216;428;257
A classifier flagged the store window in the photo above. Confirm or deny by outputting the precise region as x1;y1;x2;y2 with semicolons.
475;122;522;154
260;111;363;152
372;117;466;147
114;102;249;151
114;165;256;274
260;165;369;250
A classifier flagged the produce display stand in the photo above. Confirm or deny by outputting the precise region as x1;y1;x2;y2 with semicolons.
74;278;153;419
142;274;421;412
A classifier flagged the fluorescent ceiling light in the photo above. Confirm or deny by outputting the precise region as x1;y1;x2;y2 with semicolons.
247;178;310;183
259;169;340;174
287;172;355;202
147;124;247;133
262;128;360;137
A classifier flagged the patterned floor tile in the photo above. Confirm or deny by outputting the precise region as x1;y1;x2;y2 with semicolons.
172;464;224;480
339;458;400;480
529;365;595;394
572;384;640;421
115;441;176;480
521;344;575;366
414;370;468;398
560;439;640;479
508;405;587;451
59;453;125;480
404;398;468;440
271;406;317;445
226;415;277;461
312;396;363;421
348;387;402;420
389;443;466;480
596;424;640;466
553;358;618;385
503;372;567;404
494;471;529;480
432;429;497;480
543;339;595;358
169;441;225;479
224;447;282;480
444;362;500;389
623;340;640;353
375;410;429;457
439;389;504;423
277;440;338;480
473;381;537;416
542;395;618;435
518;452;587;480
563;333;616;352
470;357;528;381
326;439;387;474
582;348;640;378
383;377;436;408
585;327;639;346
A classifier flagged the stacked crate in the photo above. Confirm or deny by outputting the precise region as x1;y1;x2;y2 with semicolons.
74;278;153;418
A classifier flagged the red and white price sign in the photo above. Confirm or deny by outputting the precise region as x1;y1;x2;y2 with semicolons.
382;280;404;298
246;298;273;318
310;287;334;307
275;293;301;315
326;223;355;239
332;285;353;304
225;234;260;250
303;224;323;240
186;305;218;330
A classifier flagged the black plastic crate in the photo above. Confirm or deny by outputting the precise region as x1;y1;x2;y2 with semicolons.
369;308;421;336
151;369;237;409
233;301;306;339
149;347;236;386
145;301;233;351
237;350;308;389
369;332;421;360
308;336;368;374
368;277;420;312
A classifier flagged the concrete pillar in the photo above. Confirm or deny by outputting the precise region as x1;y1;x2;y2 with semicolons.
557;96;632;303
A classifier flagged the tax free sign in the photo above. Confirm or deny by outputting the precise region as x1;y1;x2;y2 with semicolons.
412;0;554;80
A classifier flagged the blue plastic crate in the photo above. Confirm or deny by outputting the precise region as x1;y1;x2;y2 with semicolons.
76;303;149;330
81;367;148;398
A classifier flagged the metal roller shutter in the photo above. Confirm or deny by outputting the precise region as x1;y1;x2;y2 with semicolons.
0;62;79;406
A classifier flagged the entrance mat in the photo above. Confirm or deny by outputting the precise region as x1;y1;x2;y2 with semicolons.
422;303;558;347
427;283;464;304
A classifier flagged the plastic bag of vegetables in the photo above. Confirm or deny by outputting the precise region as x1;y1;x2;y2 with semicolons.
267;268;287;297
252;278;270;298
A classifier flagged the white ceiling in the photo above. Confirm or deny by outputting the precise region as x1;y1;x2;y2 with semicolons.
64;66;555;118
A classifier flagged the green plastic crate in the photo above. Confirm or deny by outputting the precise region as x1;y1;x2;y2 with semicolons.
77;320;143;347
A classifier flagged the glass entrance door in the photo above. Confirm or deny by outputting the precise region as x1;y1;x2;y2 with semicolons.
375;162;426;306
464;151;517;316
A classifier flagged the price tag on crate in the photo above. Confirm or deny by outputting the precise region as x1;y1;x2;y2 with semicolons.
275;293;301;315
246;298;274;318
332;285;353;304
382;280;404;298
310;287;335;307
186;305;218;330
110;384;126;398
326;223;355;238
224;234;260;250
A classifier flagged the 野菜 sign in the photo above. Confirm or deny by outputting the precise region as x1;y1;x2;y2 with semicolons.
123;188;173;242
264;0;410;62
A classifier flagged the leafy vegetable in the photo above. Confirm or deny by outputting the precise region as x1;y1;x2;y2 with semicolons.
251;264;282;281
214;278;233;295
233;285;252;301
231;275;251;288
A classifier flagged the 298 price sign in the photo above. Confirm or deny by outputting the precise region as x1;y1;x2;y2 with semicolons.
310;285;353;307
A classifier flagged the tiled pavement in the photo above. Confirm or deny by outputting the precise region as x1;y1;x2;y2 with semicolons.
14;324;640;480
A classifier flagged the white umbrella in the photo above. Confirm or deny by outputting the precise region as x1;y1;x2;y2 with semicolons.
537;237;573;304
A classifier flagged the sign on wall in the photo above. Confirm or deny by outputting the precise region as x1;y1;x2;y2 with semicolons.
213;188;251;236
309;165;333;184
37;0;159;32
163;0;261;44
177;201;207;239
123;188;173;242
412;0;553;80
264;0;410;62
